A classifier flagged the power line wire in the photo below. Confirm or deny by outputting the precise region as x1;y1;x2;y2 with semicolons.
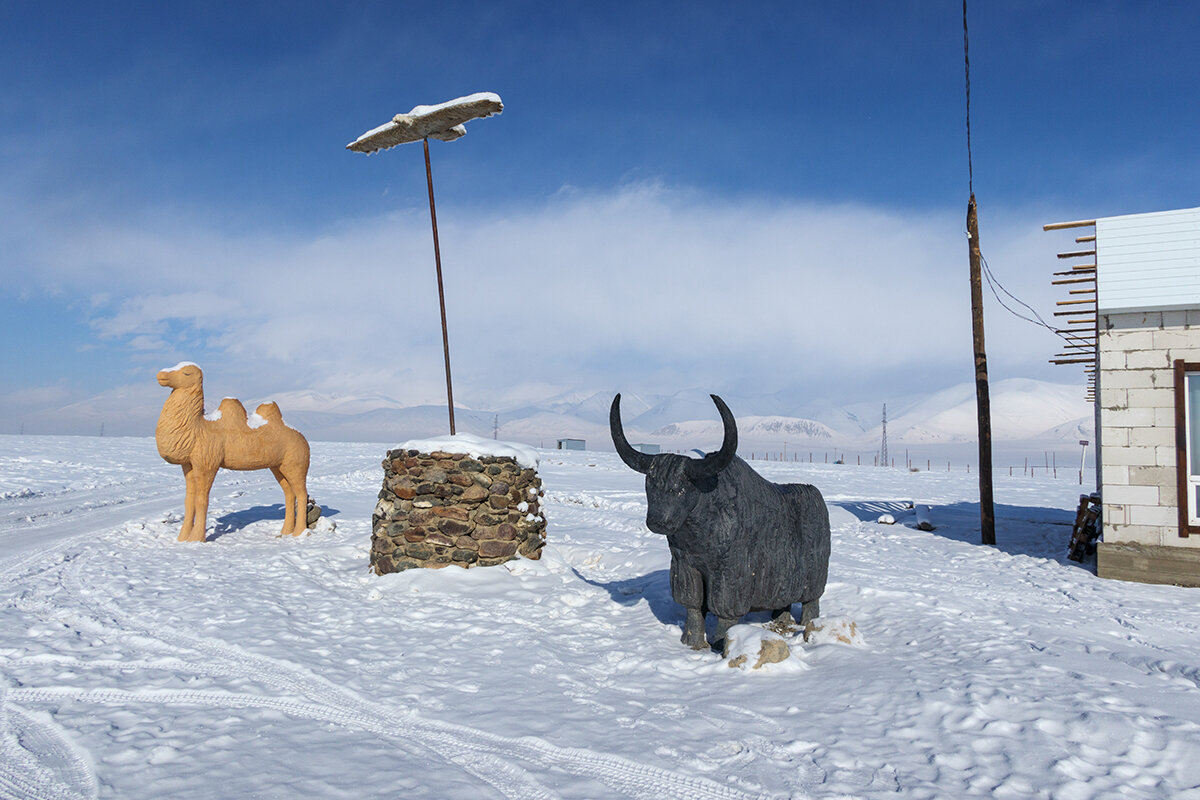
963;0;973;195
980;254;1092;350
963;1;1092;359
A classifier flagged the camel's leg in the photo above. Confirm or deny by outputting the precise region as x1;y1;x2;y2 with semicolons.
270;467;298;536
281;464;309;536
183;467;217;543
178;464;196;542
293;475;308;535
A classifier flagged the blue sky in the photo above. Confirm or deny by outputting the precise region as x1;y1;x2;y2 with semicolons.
2;1;1198;434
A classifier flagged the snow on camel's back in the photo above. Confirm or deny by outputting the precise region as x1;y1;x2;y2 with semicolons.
155;362;310;542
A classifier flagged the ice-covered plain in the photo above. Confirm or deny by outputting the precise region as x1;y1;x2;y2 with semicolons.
2;434;1199;799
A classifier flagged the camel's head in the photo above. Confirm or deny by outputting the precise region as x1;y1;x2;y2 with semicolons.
157;362;203;390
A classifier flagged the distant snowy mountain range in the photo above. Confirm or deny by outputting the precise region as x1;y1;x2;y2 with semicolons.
266;377;1093;452
653;416;835;442
18;377;1094;456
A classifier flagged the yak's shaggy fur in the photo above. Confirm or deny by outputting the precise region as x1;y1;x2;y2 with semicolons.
611;393;831;651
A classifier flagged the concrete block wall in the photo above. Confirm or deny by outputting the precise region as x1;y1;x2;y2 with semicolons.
1099;309;1200;548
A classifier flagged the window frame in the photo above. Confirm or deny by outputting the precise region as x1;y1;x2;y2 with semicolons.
1174;359;1200;537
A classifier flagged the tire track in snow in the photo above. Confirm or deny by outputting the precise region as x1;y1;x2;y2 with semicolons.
14;565;555;800
0;548;64;592
0;483;177;539
19;550;769;800
8;686;767;800
0;534;106;800
0;690;97;800
0;481;179;596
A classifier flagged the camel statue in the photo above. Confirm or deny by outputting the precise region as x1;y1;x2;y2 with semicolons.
155;362;311;542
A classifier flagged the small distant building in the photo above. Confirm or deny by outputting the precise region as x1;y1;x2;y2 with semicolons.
557;438;586;451
632;443;660;455
1047;206;1200;586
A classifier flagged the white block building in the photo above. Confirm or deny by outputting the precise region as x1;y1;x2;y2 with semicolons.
1089;207;1200;584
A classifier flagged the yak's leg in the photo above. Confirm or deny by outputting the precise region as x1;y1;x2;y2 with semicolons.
182;467;216;542
711;615;739;652
270;467;297;535
670;557;708;649
681;607;708;650
799;598;820;628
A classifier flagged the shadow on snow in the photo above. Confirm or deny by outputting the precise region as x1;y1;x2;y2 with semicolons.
212;503;342;539
832;499;1093;570
573;566;804;644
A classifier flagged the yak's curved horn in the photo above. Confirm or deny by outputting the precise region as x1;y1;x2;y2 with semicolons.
686;394;738;479
610;393;654;474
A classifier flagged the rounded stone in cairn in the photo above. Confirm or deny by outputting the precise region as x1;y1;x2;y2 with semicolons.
370;438;547;575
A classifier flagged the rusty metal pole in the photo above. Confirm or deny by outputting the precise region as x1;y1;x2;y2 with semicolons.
423;137;456;435
967;193;996;545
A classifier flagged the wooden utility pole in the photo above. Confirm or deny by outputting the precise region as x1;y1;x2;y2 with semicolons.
967;193;996;545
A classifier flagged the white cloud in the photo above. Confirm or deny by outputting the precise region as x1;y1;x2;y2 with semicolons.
0;383;74;411
4;183;1074;410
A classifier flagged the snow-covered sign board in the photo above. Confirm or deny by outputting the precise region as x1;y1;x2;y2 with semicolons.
346;92;503;153
1096;206;1200;313
343;91;504;436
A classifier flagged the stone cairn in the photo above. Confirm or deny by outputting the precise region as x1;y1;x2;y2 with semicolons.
371;448;546;574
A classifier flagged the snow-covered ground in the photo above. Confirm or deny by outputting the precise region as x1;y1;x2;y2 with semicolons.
2;434;1199;799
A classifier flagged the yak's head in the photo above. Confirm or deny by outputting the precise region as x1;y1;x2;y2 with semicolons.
610;393;738;535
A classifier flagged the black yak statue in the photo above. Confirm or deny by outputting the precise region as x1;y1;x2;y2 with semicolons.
611;393;831;650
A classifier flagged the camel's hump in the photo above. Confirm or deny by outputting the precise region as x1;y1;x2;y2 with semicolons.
218;397;248;420
254;402;283;424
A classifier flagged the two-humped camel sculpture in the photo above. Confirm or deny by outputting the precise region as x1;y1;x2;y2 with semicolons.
156;363;310;542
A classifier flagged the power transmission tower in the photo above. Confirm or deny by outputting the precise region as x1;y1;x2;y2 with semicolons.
880;403;888;468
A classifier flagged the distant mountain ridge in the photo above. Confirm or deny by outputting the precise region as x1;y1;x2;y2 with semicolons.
654;416;835;441
25;378;1095;449
281;378;1094;449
